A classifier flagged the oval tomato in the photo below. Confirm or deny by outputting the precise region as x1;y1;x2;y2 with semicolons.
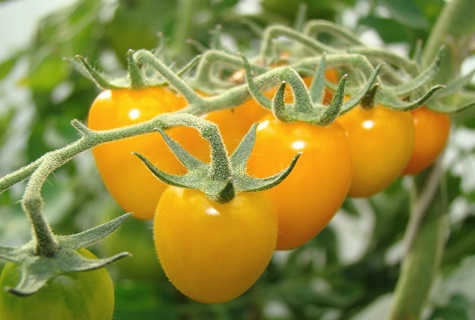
246;115;352;250
337;105;415;197
88;87;187;220
403;107;450;175
154;186;277;304
0;249;114;320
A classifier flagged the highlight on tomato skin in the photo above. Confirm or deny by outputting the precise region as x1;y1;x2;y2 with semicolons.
153;187;278;304
87;87;187;220
337;105;416;198
246;115;353;250
403;106;451;175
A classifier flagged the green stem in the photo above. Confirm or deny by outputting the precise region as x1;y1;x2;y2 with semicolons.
304;20;364;46
191;49;268;90
167;0;197;58
421;0;475;83
0;160;42;194
158;113;232;183
127;50;146;89
387;163;447;320
18;119;168;256
134;50;203;104
260;25;337;59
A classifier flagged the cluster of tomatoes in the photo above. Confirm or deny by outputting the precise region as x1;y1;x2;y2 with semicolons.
87;70;450;303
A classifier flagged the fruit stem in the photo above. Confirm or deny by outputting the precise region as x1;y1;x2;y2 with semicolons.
387;161;447;320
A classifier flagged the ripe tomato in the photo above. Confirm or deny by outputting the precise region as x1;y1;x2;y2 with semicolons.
337;105;415;197
246;115;352;250
0;249;114;320
403;107;450;175
88;87;187;220
154;186;277;304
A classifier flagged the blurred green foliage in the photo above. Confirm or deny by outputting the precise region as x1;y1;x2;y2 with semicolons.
0;0;474;319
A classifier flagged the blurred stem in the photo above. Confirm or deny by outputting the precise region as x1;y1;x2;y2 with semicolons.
387;162;447;320
168;0;197;58
421;0;475;84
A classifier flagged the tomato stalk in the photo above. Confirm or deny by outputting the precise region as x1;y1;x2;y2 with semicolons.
422;0;475;85
387;162;447;320
22;164;61;257
166;0;197;57
191;49;268;91
242;53;351;125
261;23;447;110
260;24;336;57
127;50;146;89
304;20;365;46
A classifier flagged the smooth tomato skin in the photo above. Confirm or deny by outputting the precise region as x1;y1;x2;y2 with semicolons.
0;249;114;320
403;107;450;175
246;115;352;250
88;87;187;220
337;105;415;197
154;187;277;304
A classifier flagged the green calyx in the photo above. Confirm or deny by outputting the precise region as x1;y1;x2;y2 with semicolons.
0;214;131;296
255;22;453;114
242;53;382;125
135;113;300;203
67;49;200;90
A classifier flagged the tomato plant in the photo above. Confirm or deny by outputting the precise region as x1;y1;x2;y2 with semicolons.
87;87;187;220
0;249;114;320
337;105;415;197
153;186;277;304
403;106;451;175
246;115;352;250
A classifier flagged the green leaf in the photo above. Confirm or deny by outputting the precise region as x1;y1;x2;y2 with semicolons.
0;53;21;79
21;52;70;91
